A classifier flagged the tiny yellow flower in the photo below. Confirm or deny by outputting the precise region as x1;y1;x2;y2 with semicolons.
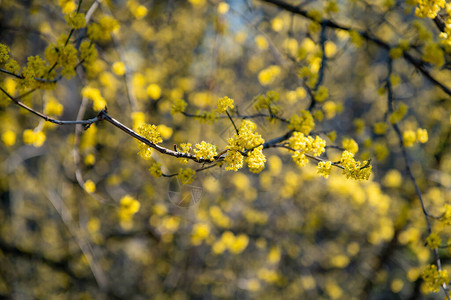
147;83;161;100
416;128;428;143
84;180;96;193
112;61;126;76
2;130;16;146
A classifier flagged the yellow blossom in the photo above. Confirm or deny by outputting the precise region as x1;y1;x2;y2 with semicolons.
342;138;359;154
317;161;332;178
112;61;126;76
403;130;416;147
147;83;161;100
426;232;441;249
216;96;234;113
84;180;96;193
178;168;196;184
416;128;428;143
2;130;16;146
194;141;217;161
149;163;162;177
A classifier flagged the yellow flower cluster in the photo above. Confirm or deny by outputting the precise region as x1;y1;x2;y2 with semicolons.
389;103;408;124
149;162;162;177
288;132;326;168
340;151;371;180
44;34;78;78
403;128;428;147
314;85;329;103
373;122;388;135
0;44;9;64
178;168;196;184
112;61;126;76
289;110;315;135
253;91;280;115
83;180;96;193
442;204;451;225
79;41;98;72
246;146;266;173
422;264;449;293
137;123;163;159
58;0;76;14
225;120;265;171
414;0;445;18
178;143;192;163
422;42;445;67
81;86;106;111
171;98;187;114
21;56;54;89
64;12;86;29
258;65;281;86
342;138;359;154
216;96;234;113
212;231;249;255
118;195;140;229
317;161;332;178
426;232;441;249
288;132;326;155
2;130;16;146
194;141;217;161
44;97;64;116
23;129;46;147
439;4;451;46
191;223;210;246
88;15;120;41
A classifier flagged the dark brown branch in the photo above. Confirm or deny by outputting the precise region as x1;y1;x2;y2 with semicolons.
0;86;102;125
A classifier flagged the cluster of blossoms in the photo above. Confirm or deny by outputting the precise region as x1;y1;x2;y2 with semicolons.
45;35;78;78
193;141;217;161
288;132;326;164
426;232;442;249
87;15;120;41
81;86;106;111
253;91;281;115
136;124;163;159
414;0;446;18
225;120;265;172
178;168;196;184
20;56;55;90
117;195;140;229
316;161;332;178
289;110;315;135
177;143;192;163
149;162;162;178
421;264;449;293
403;128;428;147
23;129;46;147
413;1;451;47
171;98;188;114
439;5;451;47
342;138;359;154
216;96;234;114
442;204;451;225
340;151;372;180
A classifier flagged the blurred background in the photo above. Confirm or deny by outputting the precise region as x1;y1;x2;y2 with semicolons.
0;0;450;299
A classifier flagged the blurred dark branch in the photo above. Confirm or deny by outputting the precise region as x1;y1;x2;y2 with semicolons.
259;0;451;97
0;238;93;284
309;22;327;111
